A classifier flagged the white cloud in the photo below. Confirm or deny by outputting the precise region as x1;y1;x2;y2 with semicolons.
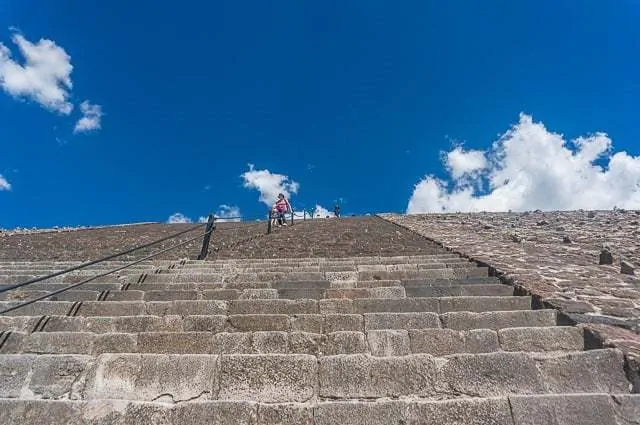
0;32;74;114
313;204;333;218
444;146;487;180
167;213;192;224
0;174;11;191
407;113;640;213
241;164;299;206
73;100;103;133
199;205;242;223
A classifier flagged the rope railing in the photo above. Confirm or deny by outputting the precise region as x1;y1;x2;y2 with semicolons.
0;227;215;315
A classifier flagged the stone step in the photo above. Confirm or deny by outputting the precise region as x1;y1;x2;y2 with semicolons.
1;326;584;355
1;282;122;292
3;394;635;425
0;296;532;317
0;349;629;403
133;266;489;284
1;310;558;334
0;277;502;297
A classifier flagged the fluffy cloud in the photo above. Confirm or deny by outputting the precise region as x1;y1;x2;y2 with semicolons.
199;205;242;223
407;113;640;213
73;100;103;133
0;175;11;191
444;146;487;180
313;204;333;218
0;32;74;114
241;164;299;206
167;213;192;224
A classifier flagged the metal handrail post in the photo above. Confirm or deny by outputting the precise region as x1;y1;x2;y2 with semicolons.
267;210;273;234
197;214;216;260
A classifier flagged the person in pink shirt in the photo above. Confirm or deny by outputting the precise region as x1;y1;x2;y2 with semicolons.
274;193;292;226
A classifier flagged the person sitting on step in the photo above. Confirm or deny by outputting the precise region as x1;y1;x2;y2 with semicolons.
273;193;292;226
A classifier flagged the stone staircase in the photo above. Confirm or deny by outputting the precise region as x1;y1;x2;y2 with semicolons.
0;253;639;423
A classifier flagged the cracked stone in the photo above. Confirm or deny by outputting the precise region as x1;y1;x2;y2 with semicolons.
562;236;572;244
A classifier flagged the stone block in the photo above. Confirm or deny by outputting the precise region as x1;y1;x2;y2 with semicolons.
319;354;436;398
146;300;228;316
143;290;200;301
353;298;439;313
319;299;353;314
0;400;85;425
93;333;137;354
184;315;227;332
212;332;253;354
229;300;317;315
23;332;95;354
257;403;314;425
509;394;620;425
288;332;325;355
323;332;367;355
173;401;258;425
324;314;363;332
253;331;289;353
536;349;630;393
314;401;408;425
439;296;531;313
218;354;316;403
364;312;440;330
86;353;217;402
439;352;545;396
78;301;145;316
228;314;291;332
367;330;410;356
498;326;584;352
291;314;323;333
0;354;34;397
239;289;279;300
137;332;212;354
201;289;241;300
30;354;92;399
407;398;513;425
441;310;557;330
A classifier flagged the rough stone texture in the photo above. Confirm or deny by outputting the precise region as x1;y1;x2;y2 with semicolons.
86;353;217;402
384;212;640;373
218;354;317;402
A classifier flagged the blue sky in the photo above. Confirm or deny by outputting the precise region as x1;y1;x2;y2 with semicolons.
1;1;640;228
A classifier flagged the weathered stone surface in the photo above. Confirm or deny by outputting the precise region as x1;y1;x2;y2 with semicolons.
440;310;557;330
509;394;621;425
314;400;408;425
439;352;545;396
364;312;440;330
252;331;288;354
86;354;216;402
218;354;316;402
407;398;513;425
383;212;640;358
498;326;584;352
367;330;410;356
0;354;34;397
318;354;436;398
323;332;367;355
257;403;314;425
535;349;630;393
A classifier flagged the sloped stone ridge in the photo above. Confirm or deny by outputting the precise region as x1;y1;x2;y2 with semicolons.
383;211;640;382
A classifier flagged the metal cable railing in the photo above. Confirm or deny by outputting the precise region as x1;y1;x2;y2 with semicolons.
0;227;215;315
0;223;208;295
